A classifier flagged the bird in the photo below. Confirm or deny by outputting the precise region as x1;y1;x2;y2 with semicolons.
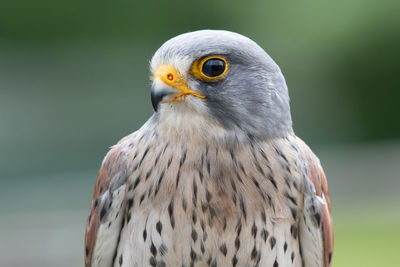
84;30;333;267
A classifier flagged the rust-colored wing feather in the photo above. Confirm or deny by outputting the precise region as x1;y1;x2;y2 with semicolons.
297;137;334;267
84;144;128;267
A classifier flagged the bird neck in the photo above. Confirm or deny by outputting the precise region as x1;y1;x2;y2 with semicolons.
151;106;237;146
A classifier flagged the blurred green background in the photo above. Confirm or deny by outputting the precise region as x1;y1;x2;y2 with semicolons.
1;1;399;266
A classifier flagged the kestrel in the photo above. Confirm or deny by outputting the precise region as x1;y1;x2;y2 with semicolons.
85;30;333;267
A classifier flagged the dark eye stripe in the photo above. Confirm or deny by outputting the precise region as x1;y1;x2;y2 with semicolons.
202;58;226;78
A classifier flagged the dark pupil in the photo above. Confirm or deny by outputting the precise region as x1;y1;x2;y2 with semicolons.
202;59;226;77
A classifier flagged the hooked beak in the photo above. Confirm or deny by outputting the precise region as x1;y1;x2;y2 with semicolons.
151;78;177;112
151;64;205;112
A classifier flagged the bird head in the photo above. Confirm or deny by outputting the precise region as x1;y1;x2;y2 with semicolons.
150;30;292;140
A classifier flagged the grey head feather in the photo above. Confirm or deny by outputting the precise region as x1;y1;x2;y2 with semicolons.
150;30;293;140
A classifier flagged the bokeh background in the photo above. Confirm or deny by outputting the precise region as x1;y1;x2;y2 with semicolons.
1;1;399;266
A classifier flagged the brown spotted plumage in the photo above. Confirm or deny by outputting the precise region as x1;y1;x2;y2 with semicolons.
85;30;333;267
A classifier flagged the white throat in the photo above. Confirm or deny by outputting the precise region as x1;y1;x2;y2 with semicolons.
154;98;245;145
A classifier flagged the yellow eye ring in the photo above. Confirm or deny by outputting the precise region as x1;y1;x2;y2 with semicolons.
191;56;228;81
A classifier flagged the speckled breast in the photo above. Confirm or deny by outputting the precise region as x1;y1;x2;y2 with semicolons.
114;134;305;267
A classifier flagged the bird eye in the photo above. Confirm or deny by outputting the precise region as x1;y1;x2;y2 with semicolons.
192;56;228;81
202;58;226;78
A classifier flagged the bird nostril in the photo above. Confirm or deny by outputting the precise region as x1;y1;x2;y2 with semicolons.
167;73;174;81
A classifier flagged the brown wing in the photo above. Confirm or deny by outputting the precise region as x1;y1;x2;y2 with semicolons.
85;144;128;267
297;137;334;267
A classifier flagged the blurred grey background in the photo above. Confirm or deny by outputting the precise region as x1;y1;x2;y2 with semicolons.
0;1;399;266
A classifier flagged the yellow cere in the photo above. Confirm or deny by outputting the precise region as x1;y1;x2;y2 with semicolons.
153;64;205;100
191;56;229;81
